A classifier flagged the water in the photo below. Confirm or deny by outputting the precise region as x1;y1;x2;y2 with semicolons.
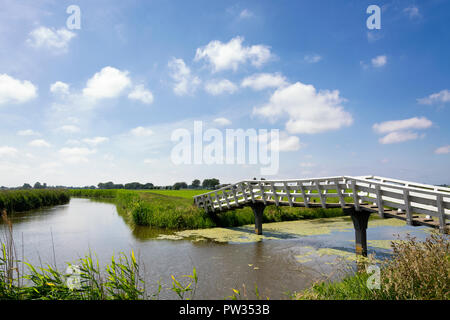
1;198;432;299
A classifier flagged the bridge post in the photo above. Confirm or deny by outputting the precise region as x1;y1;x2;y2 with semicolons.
345;207;371;257
251;203;266;235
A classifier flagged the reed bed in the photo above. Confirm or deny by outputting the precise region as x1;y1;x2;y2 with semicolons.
0;189;70;213
296;233;450;300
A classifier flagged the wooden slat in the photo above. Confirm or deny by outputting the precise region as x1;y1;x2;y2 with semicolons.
375;184;384;218
403;189;412;225
351;180;360;211
283;182;293;207
232;186;239;207
258;181;267;205
223;190;231;209
335;179;346;208
316;181;326;208
299;182;309;208
215;191;222;211
248;183;256;203
437;194;446;233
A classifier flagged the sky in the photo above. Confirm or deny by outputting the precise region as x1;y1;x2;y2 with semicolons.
0;0;449;187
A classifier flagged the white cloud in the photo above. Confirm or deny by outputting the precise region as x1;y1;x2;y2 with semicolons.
241;73;287;90
404;6;420;19
269;133;302;152
0;146;18;157
204;79;238;95
59;147;96;164
194;36;272;72
213;117;232;126
434;145;450;155
371;55;387;67
300;162;316;167
17;129;39;136
82;66;131;99
50;81;70;95
168;58;201;96
83;137;109;146
239;9;254;19
373;117;432;133
29;139;51;147
304;54;322;63
130;126;153;137
0;74;37;105
253;82;353;134
58;125;80;133
128;84;154;104
26;27;76;52
417;90;450;105
379;131;418;144
143;158;154;164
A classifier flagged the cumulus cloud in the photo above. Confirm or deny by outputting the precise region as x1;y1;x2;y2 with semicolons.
26;27;76;52
83;137;109;146
168;58;201;96
17;129;39;136
0;74;37;105
371;55;387;67
404;6;420;19
58;125;80;133
417;89;450;105
0;146;18;157
373;117;432;144
270;134;302;152
29;139;51;147
372;117;432;133
59;147;96;164
195;36;272;72
253;82;353;134
50;81;70;95
213;117;232;126
241;73;287;90
204;79;238;95
82;66;131;99
434;145;450;155
304;54;322;63
128;84;154;104
239;9;254;19
130;126;153;137
378;131;418;144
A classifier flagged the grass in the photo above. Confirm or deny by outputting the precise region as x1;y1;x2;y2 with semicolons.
69;189;347;229
0;210;198;300
0;189;70;213
296;233;450;300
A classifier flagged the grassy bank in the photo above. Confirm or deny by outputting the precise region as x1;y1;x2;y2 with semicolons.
0;189;70;213
70;189;346;229
296;233;449;300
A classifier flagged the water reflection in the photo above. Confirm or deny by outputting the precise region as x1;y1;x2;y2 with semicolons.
0;198;433;299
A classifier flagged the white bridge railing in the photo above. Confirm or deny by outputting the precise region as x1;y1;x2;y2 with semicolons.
193;175;450;233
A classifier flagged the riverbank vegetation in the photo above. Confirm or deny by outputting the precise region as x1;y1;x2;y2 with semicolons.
69;189;346;229
0;189;70;213
296;233;449;300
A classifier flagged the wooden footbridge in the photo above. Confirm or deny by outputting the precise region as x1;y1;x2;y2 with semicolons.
193;176;450;256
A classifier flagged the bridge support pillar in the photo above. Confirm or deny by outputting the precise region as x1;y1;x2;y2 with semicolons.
251;203;266;235
345;207;371;257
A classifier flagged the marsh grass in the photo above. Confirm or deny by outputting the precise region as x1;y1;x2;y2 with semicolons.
0;190;70;213
70;189;346;230
0;211;199;300
296;233;450;300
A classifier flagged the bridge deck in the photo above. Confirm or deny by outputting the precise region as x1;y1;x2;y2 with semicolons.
193;175;450;234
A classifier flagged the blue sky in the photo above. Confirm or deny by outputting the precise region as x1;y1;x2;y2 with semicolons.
0;0;449;187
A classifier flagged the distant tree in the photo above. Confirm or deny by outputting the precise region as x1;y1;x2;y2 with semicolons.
202;178;220;189
33;182;42;189
191;179;201;188
22;183;32;189
98;182;124;189
173;182;188;190
143;183;154;189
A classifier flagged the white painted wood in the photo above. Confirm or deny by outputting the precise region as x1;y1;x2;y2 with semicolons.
335;179;346;208
351;180;360;211
258;181;267;205
403;189;412;225
375;184;384;218
437;194;446;233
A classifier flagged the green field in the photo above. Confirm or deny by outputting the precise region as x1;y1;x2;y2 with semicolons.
69;189;347;229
